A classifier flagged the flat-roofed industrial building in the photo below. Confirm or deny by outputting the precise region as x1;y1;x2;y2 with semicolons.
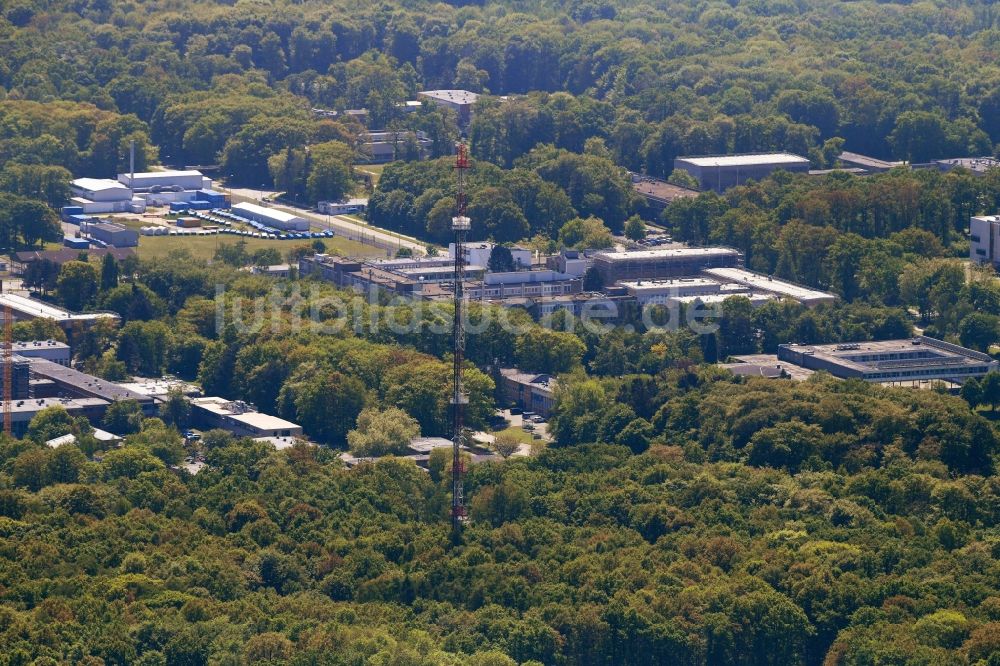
86;221;139;248
0;293;119;338
592;247;741;283
190;397;303;438
702;267;837;306
777;337;997;385
118;169;207;191
417;90;479;125
232;202;309;231
674;153;811;192
28;358;156;412
12;340;71;366
69;178;138;214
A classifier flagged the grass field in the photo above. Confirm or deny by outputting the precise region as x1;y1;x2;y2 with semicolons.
136;233;377;262
357;163;387;187
490;425;541;445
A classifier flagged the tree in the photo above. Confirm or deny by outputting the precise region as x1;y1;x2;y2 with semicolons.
488;245;515;273
12;449;51;491
960;378;982;410
346;407;420;456
22;258;60;294
624;215;645;242
582;266;603;291
958;313;998;352
117;321;172;375
100;283;167;322
26;406;75;443
159;389;191;430
493;433;521;459
102;399;144;435
515;328;586;374
557;216;613;249
100;254;119;291
278;367;366;445
215;240;249;266
306;140;355;203
980;372;1000;412
57;261;99;311
251;248;283;267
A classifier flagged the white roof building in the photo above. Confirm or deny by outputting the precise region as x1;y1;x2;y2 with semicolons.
702;268;837;307
677;154;810;168
70;178;133;202
118;170;206;191
0;293;119;324
232;202;309;231
190;397;303;438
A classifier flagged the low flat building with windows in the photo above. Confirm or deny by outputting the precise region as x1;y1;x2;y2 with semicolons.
318;198;368;215
592;247;741;283
2;397;110;438
620;278;723;306
0;293;120;336
674;153;811;192
190;397;303;438
466;270;581;300
12;340;71;366
417;90;479;125
702;268;837;306
499;369;557;417
360;130;432;163
777;337;997;385
28;358;156;413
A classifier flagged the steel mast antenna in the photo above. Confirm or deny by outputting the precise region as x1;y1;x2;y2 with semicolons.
450;141;471;538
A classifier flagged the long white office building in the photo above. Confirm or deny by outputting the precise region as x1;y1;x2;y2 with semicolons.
702;268;837;307
232;202;309;231
0;293;119;326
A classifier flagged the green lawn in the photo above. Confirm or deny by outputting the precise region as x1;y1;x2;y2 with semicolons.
357;163;387;187
490;425;539;445
136;233;377;262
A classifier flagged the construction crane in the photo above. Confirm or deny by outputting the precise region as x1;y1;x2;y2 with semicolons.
450;141;471;539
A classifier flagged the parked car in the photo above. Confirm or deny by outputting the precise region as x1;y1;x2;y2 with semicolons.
522;422;535;431
531;415;546;424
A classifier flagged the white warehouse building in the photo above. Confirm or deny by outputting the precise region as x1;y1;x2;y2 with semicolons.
118;170;208;191
69;178;138;214
232;202;310;231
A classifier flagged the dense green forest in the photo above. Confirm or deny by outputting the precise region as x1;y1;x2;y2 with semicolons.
0;247;996;664
4;0;1000;663
2;377;1000;665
